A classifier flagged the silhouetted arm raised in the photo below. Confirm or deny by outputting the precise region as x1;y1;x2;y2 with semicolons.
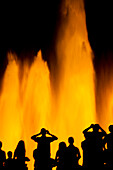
97;124;107;136
83;124;93;135
31;132;41;141
46;130;58;141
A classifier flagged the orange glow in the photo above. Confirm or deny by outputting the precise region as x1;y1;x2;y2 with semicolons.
95;55;113;131
50;0;96;165
0;0;97;169
0;51;51;169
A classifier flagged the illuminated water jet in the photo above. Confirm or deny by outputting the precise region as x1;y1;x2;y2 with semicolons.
0;0;97;169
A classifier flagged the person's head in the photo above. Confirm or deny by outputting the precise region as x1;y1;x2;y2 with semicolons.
16;140;25;152
0;141;2;149
93;124;99;133
68;137;74;145
109;125;113;133
7;151;12;159
41;128;46;136
59;142;66;150
18;140;25;147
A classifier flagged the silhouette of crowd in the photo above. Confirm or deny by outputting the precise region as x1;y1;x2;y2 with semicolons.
0;124;113;169
0;140;30;170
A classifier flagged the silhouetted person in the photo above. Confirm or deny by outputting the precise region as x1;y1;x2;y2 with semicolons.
81;132;93;168
103;125;113;167
5;151;14;169
83;124;106;168
33;147;40;170
66;137;81;169
55;142;67;170
0;141;6;169
14;140;30;170
31;128;58;170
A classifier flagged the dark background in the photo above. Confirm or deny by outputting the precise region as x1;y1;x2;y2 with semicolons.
0;0;113;79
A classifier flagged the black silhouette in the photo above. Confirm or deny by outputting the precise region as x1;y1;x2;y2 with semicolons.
33;147;40;170
81;131;92;168
31;128;58;170
103;125;113;168
1;124;113;169
5;151;14;169
55;142;67;170
14;140;25;159
14;140;30;170
66;137;81;169
0;141;6;169
82;124;106;168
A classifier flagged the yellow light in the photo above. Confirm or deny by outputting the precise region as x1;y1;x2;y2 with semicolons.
0;1;97;169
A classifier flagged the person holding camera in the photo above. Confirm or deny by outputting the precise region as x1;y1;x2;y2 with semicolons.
82;124;106;168
31;128;58;170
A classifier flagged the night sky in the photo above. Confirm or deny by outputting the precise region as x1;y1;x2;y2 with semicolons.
0;0;113;79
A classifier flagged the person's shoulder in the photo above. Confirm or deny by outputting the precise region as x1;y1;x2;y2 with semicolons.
86;132;92;136
0;150;5;155
34;137;41;142
107;133;113;139
1;150;5;153
74;146;79;151
67;145;71;149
